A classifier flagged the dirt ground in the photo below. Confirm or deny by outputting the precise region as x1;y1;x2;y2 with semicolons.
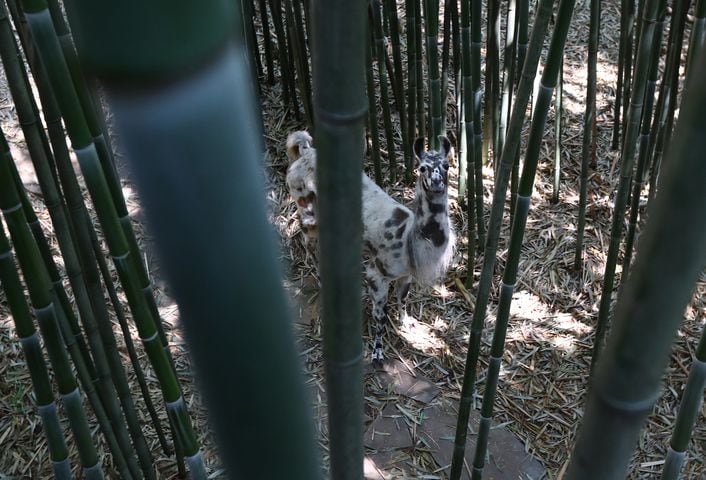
1;0;705;478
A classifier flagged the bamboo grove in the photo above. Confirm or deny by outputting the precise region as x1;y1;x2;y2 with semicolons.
0;0;703;479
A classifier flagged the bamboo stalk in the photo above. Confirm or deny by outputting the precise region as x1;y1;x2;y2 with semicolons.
415;0;425;139
645;0;690;202
0;222;72;480
258;0;275;84
24;2;208;475
565;51;706;479
460;0;477;286
574;0;602;271
590;0;663;370
406;0;418;183
285;0;313;128
498;0;518;162
611;0;628;150
441;0;453;134
424;0;442;149
552;60;563;204
66;1;324;478
0;8;153;477
618;5;665;292
470;0;485;250
449;0;556;475
312;0;367;476
0;131;105;480
468;0;576;476
371;0;398;183
366;32;384;185
485;0;501;168
661;325;706;479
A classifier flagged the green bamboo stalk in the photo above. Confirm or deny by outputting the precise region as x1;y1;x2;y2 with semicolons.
24;1;207;476
552;60;563;204
242;0;263;85
440;0;453;134
285;0;313;128
269;0;298;117
618;0;637;156
371;0;397;183
645;0;690;202
25;29;172;467
485;0;500;168
451;0;460;76
618;6;664;291
460;0;477;287
449;0;556;475
415;0;426;138
661;326;706;478
0;8;152;477
67;1;323;478
258;0;275;84
590;0;662;370
366;32;383;185
382;0;414;184
455;71;464;207
313;0;367;477
470;0;485;250
565;52;706;479
511;0;529;219
0;222;72;480
0;132;105;480
424;0;442;149
48;0;178;381
468;0;576;476
611;0;629;150
574;0;601;271
406;0;418;183
498;0;518;162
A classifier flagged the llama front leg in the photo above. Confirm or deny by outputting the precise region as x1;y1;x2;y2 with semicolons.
395;276;413;322
366;264;391;367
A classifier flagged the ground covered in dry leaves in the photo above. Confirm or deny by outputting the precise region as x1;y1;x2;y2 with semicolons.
1;0;705;478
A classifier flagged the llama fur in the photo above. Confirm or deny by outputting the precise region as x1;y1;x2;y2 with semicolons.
285;131;455;365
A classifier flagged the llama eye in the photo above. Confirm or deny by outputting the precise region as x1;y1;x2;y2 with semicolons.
442;163;449;171
419;165;428;173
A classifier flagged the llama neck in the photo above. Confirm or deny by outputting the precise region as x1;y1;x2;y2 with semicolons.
412;184;449;248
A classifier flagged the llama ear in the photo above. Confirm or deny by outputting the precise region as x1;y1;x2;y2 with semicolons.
439;136;452;158
413;137;425;161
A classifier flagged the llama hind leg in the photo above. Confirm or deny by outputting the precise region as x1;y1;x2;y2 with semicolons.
366;265;391;366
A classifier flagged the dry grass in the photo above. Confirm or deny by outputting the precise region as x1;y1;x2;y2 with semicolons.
1;0;705;478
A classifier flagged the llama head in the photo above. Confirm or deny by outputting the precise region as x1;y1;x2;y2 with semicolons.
413;136;452;196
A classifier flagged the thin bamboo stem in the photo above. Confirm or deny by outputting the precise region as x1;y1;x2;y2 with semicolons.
590;0;663;370
449;0;556;475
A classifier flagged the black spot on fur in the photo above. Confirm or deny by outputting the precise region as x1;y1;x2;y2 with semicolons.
368;280;379;293
393;252;401;259
384;231;394;240
415;197;424;217
395;224;406;239
428;202;446;214
390;242;403;250
375;258;390;277
385;207;410;227
421;219;447;247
